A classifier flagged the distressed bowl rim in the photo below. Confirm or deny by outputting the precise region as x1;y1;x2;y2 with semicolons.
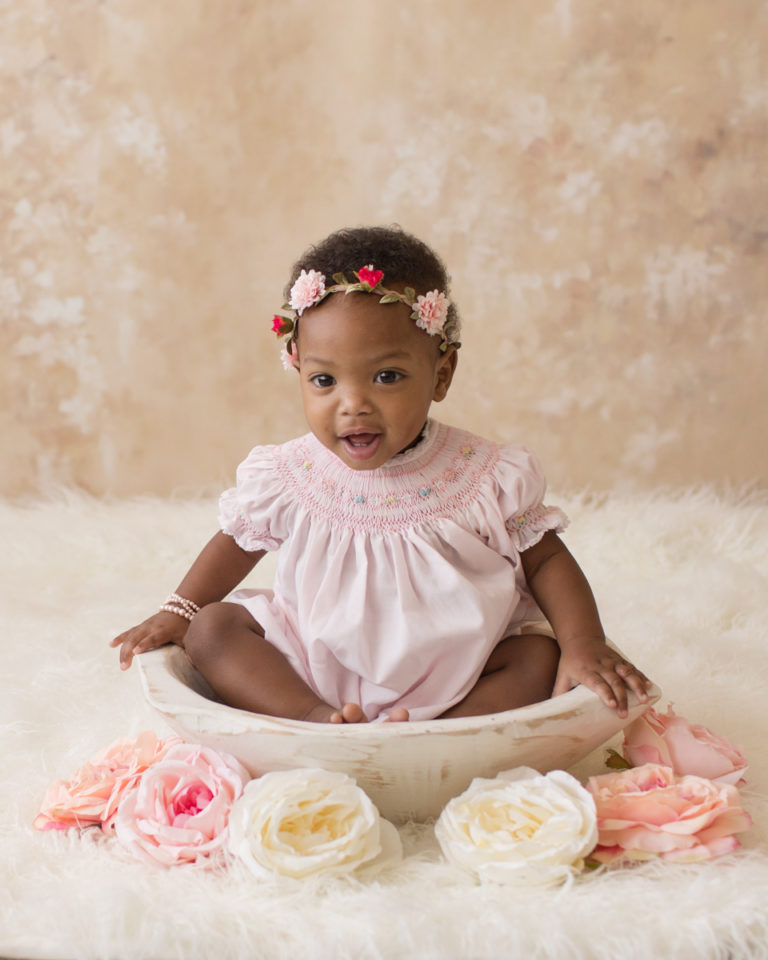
138;644;660;740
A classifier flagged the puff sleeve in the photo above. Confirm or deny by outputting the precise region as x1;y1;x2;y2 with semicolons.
490;445;569;555
218;445;289;552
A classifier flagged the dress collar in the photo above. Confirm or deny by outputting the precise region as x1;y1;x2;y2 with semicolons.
305;419;440;474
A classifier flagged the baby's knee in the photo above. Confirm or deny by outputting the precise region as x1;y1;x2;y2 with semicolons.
184;601;242;666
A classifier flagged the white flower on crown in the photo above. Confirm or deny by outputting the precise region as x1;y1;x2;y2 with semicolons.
289;269;326;315
413;290;450;336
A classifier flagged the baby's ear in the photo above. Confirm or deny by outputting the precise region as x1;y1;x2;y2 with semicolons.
432;347;458;402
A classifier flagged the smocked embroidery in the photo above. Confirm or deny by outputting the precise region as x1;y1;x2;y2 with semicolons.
273;424;494;533
507;504;569;546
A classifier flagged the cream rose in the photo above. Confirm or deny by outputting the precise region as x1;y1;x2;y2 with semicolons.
435;766;598;887
228;768;402;880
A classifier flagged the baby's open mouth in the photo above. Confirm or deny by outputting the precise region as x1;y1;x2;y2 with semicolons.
340;432;382;461
346;433;378;446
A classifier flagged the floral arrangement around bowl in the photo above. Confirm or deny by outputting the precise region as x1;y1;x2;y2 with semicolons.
34;704;752;888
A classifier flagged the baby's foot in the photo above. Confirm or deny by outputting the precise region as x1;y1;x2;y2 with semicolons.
385;707;410;722
303;702;368;723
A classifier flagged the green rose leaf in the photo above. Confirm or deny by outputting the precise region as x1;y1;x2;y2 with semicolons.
604;748;632;770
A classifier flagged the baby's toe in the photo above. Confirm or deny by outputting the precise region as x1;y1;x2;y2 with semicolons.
340;703;367;723
385;707;410;722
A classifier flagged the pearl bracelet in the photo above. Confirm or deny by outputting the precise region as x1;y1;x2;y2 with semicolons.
160;604;194;621
160;593;201;622
165;593;201;615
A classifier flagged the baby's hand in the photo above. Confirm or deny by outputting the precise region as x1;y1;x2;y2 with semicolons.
553;637;652;718
109;612;190;671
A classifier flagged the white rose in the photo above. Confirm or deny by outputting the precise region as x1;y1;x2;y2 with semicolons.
435;766;598;888
228;768;402;880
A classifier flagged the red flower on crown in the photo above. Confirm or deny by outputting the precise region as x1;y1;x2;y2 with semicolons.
357;265;384;289
272;315;291;336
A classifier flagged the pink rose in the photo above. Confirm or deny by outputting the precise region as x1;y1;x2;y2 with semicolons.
289;269;326;315
113;743;248;867
34;732;179;833
357;265;384;289
587;763;752;864
413;290;450;335
623;705;747;785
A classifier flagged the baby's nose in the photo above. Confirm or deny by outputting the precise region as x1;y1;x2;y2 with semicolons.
339;385;373;415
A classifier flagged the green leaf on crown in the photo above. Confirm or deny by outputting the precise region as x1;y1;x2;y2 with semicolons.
332;273;349;285
404;286;416;302
378;294;402;304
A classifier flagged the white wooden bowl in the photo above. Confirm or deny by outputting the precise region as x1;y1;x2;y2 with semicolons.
138;645;660;823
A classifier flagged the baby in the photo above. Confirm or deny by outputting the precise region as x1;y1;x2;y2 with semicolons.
112;226;652;723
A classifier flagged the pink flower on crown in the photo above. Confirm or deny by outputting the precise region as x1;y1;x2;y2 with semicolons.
414;290;450;336
357;265;384;289
281;341;299;372
289;269;326;315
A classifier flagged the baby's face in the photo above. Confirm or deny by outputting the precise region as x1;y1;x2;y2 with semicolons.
296;291;457;470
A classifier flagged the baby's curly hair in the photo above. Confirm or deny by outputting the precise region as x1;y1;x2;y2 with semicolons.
285;225;461;340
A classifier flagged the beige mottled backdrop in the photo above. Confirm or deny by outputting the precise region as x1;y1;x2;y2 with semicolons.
2;0;766;497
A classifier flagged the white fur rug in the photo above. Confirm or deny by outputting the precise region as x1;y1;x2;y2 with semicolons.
2;489;768;960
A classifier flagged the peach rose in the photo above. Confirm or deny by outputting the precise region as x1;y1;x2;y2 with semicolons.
587;763;752;864
623;705;747;785
34;732;179;833
114;743;248;867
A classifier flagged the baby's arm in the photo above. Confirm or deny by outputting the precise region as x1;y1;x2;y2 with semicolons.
521;531;651;717
110;531;265;670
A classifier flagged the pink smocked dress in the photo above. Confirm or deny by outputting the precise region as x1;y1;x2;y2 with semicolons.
218;419;568;721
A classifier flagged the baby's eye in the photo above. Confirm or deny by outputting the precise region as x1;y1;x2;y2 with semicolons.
309;373;336;388
374;370;403;384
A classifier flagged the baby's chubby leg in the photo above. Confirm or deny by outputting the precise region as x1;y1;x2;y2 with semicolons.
438;633;560;719
184;602;366;723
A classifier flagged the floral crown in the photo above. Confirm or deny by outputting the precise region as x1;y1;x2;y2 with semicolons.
271;266;459;370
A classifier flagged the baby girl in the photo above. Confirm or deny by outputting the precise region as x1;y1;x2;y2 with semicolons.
112;225;652;723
